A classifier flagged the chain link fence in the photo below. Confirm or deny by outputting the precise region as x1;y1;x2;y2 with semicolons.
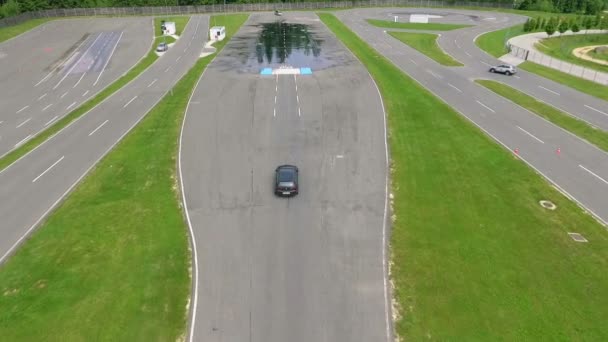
508;43;608;86
0;0;511;28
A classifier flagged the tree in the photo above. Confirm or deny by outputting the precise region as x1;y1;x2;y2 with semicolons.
535;16;543;30
545;18;557;36
571;20;581;34
558;20;569;36
529;19;537;31
524;18;532;32
583;16;594;33
601;17;608;31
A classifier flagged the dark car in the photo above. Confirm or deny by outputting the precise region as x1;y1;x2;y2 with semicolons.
274;165;298;197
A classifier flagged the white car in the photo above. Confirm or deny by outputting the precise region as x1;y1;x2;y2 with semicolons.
156;42;168;52
489;64;517;76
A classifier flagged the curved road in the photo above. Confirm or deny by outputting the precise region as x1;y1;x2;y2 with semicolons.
338;8;608;225
181;11;390;342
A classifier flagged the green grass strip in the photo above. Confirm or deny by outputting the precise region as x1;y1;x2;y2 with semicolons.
0;18;54;43
0;17;190;172
366;19;470;31
476;79;608;152
535;34;608;74
475;24;525;57
519;61;608;102
319;12;608;341
0;13;248;341
388;31;463;66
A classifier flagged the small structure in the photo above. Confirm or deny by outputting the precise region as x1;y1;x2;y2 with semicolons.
210;26;226;41
161;21;176;35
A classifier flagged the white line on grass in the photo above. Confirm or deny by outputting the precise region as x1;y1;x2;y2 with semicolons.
517;126;545;144
32;156;64;183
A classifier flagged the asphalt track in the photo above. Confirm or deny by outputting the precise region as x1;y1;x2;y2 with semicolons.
0;15;210;264
180;12;389;342
338;8;608;225
0;17;152;155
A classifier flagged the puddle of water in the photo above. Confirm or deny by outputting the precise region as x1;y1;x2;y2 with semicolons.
227;19;340;73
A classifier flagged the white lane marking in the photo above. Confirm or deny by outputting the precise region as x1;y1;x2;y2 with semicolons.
14;134;32;148
53;33;103;90
584;105;608;117
448;83;462;93
476;100;495;113
454;39;461;49
16;105;29;114
184;48;188;52
296;95;299;103
34;36;89;87
298;107;301;117
579;165;608;186
513;75;521;79
37;93;47;101
273;108;276;117
88;119;109;136
66;101;77;110
16;118;31;128
427;70;442;79
123;95;137;108
44;116;58;126
0;121;3;125
274;95;277;104
517;126;545;144
82;90;89;97
165;66;172;73
176;56;182;62
294;74;298;92
481;61;492;66
464;51;472;57
73;72;86;88
148;79;158;88
538;85;560;95
32;156;64;183
409;59;418;66
42;104;53;111
60;91;69;98
93;31;123;86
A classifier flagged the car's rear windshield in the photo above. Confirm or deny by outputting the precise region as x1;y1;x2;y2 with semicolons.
278;169;294;182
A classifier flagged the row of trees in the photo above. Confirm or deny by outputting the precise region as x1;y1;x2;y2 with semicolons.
517;0;607;14
523;13;608;35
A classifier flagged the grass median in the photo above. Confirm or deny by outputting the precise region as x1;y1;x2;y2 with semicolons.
475;24;525;57
476;79;608;152
0;17;190;172
518;61;608;102
0;13;248;341
0;18;54;42
320;12;608;341
366;19;470;31
388;31;463;66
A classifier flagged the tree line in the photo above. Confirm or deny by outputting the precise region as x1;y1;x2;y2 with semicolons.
523;13;608;36
517;0;607;15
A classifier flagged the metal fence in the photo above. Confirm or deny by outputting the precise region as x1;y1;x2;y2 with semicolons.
508;43;608;86
0;0;511;28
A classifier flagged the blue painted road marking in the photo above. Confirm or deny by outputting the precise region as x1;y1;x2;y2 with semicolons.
260;68;272;75
300;67;312;75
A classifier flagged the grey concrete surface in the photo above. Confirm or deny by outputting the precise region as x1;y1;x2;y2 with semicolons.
0;17;153;155
0;16;210;264
507;30;608;85
337;8;608;225
181;12;389;342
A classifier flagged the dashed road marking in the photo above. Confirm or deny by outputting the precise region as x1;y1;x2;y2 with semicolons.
579;164;608;186
32;156;64;183
16;105;29;114
476;100;495;113
16;118;31;128
123;95;137;108
584;105;608;117
538;85;560;95
89;119;109;136
517;126;545;144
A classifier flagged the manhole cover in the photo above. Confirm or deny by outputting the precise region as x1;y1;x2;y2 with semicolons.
539;200;557;210
568;232;588;242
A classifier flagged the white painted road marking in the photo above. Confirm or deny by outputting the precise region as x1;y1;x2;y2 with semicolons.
94;31;123;86
579;165;608;186
538;85;560;95
53;33;102;90
60;91;69;99
14;134;32;148
517;126;545;144
464;51;472;57
513;75;521;79
176;56;182;62
481;61;492;66
73;72;86;88
89;119;109;136
44;116;58;126
476;100;495;113
16;118;31;128
448;83;462;93
123;95;137;108
410;59;418;66
16;105;29;114
66;101;77;110
42;104;53;111
148;79;158;88
164;66;172;73
37;93;47;101
82;90;89;97
32;156;64;183
427;70;442;79
454;39;461;49
584;105;608;117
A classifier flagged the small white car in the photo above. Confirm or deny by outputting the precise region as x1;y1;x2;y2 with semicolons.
489;64;517;76
156;42;168;52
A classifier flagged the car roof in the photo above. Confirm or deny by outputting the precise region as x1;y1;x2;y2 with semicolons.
276;164;298;170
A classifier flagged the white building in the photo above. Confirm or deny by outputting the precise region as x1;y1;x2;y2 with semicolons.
210;26;226;41
161;22;176;35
